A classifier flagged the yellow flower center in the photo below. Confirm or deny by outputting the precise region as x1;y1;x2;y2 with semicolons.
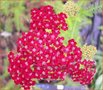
45;29;52;34
79;64;85;69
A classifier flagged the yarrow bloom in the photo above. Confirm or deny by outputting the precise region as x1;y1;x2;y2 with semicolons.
8;5;96;90
64;1;80;16
81;44;97;60
69;59;96;85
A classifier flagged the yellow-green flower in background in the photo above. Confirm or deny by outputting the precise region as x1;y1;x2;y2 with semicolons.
81;44;97;60
64;0;80;16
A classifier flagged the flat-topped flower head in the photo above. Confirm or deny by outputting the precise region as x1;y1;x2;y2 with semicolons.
81;44;97;60
70;59;96;85
8;5;96;90
64;1;80;16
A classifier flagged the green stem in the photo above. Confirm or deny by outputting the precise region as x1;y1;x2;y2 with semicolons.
71;21;77;38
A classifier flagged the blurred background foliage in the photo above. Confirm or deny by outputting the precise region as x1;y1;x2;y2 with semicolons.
0;0;103;90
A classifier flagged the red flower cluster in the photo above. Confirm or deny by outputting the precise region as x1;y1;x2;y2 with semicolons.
69;60;96;85
30;5;68;31
8;5;96;90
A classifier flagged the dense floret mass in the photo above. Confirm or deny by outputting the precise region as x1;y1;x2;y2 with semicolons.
8;5;96;90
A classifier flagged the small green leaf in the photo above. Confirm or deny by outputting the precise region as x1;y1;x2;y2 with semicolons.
95;74;103;90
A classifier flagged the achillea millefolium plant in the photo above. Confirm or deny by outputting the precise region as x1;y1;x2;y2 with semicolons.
8;5;97;90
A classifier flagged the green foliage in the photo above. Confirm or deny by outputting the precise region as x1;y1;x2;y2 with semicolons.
90;50;103;89
95;74;103;90
1;80;20;90
12;1;26;30
98;26;103;30
0;1;26;32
